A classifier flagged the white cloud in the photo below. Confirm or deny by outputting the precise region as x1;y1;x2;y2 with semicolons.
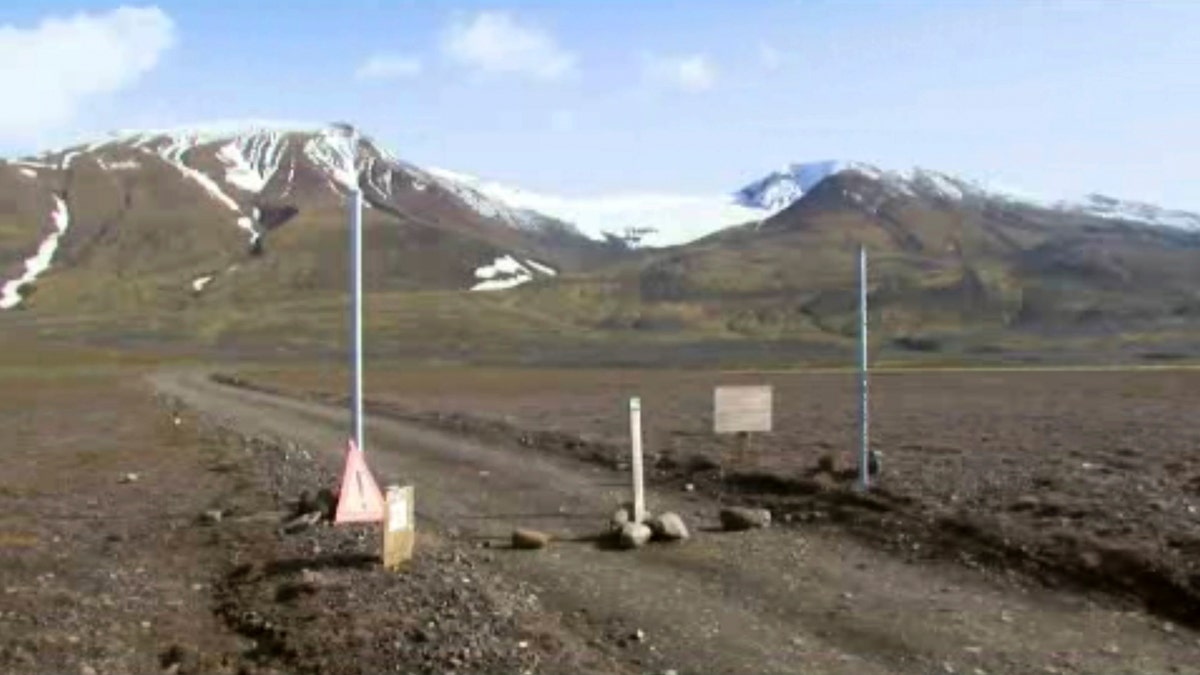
0;6;175;144
759;42;784;70
355;54;423;81
644;54;716;92
441;11;576;81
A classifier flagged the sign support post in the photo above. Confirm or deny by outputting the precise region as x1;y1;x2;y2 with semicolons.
350;149;365;454
334;129;385;525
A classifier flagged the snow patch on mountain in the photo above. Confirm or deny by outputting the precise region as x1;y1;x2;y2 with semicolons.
735;161;863;210
217;135;286;193
427;168;545;229
17;168;36;179
0;195;71;310
470;254;556;291
130;133;262;244
304;126;358;192
429;168;769;247
158;146;240;212
96;159;141;171
89;120;319;152
525;259;557;276
191;275;214;292
363;157;394;198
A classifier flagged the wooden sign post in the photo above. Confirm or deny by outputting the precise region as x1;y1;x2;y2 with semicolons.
713;386;773;474
629;397;646;524
382;485;415;569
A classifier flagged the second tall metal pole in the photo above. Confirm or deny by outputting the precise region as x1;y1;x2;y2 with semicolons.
858;246;870;490
349;177;365;453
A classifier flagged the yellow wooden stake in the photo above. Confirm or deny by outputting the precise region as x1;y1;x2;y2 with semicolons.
383;485;415;569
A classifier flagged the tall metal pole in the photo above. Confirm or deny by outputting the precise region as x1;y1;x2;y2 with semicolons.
858;246;870;490
348;132;365;453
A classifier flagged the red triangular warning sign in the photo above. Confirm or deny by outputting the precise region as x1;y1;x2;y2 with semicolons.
334;439;385;524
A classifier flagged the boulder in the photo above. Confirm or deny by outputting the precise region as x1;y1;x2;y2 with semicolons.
610;502;651;532
511;528;551;550
648;512;689;541
719;506;771;531
619;522;653;549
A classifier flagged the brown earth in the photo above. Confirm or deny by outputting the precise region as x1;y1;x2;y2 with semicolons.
0;367;628;675
164;368;1200;674
238;365;1200;630
4;349;1199;674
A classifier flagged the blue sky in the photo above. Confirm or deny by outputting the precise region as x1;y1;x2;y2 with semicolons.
2;1;1199;208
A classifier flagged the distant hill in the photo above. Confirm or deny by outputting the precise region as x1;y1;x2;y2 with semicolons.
2;125;1198;363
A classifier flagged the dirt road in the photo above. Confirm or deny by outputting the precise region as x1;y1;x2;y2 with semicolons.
154;370;1200;675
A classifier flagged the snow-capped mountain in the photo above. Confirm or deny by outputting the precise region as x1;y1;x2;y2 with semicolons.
733;161;1200;232
0;122;600;310
4;120;1199;318
55;121;574;237
418;160;1200;250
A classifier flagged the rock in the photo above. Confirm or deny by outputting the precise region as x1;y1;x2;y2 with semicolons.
79;664;98;675
199;509;223;525
281;511;322;534
816;453;837;473
632;628;646;642
648;512;689;541
684;483;695;492
619;522;652;549
119;472;140;484
511;528;550;550
609;505;632;532
719;506;771;531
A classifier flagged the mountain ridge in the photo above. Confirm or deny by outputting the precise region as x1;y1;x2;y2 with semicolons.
9;122;1199;248
3;121;1200;365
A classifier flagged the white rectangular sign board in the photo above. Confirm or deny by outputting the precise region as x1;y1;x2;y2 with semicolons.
714;385;773;434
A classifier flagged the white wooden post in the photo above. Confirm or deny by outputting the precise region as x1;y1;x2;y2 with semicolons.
630;397;645;523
